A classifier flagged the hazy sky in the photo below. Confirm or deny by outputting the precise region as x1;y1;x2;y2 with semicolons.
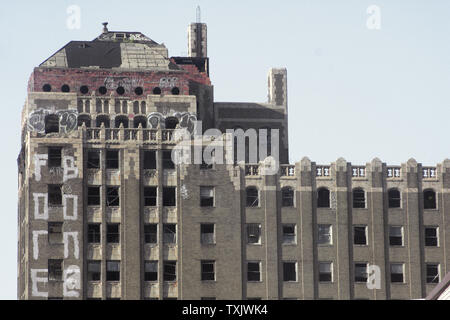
0;0;449;299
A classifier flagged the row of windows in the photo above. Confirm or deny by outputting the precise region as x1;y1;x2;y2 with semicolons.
87;224;177;244
42;84;179;96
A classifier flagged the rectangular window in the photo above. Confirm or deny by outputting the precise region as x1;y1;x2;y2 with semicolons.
106;187;120;207
319;262;333;282
247;262;261;282
144;261;158;281
88;186;100;206
318;225;332;245
163;261;177;281
200;187;214;207
107;224;120;243
201;260;215;281
426;263;440;283
48;185;62;206
282;224;296;245
87;150;100;169
88;261;101;281
48;147;62;168
143;151;156;170
354;226;367;245
201;224;215;244
247;224;261;244
106;150;119;169
88;224;101;243
389;226;403;246
48;222;63;244
162;150;175;169
144;224;157;244
390;263;404;283
163;224;176;244
144;187;157;206
425;227;438;247
355;263;368;282
106;261;120;281
48;259;63;281
283;262;297;282
163;187;176;206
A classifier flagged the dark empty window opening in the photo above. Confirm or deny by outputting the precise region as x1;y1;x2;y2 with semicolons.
247;262;261;282
98;86;107;95
201;260;215;281
61;84;70;93
106;261;120;281
45;114;59;134
153;87;161;95
106;187;120;207
388;189;401;208
107;224;120;243
165;117;179;129
134;116;147;128
425;227;438;247
282;187;294;207
116;86;125;95
144;224;157;244
87;151;100;169
88;224;100;243
43;84;52;92
143;151;156;169
144;187;157;206
317;188;330;208
390;264;404;283
134;87;143;96
389;226;403;246
247;224;261;244
88;187;100;206
48;185;62;206
96;115;110;128
48;259;63;281
246;187;259;207
354;226;367;245
424;189;437;209
319;263;332;282
282;225;296;244
48;222;63;244
353;188;366;208
163;224;176;244
164;261;177;281
77;115;91;127
115;116;129;128
88;261;101;281
80;86;89;94
426;264;439;283
145;261;158;281
200;187;214;207
162;150;175;169
201;224;215;244
106;150;119;169
355;263;368;282
283;262;297;282
163;187;176;206
48;147;62;168
171;87;180;95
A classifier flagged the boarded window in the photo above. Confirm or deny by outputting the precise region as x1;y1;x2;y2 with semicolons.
163;261;177;281
106;187;119;207
163;224;176;244
144;261;158;281
317;188;330;208
201;260;215;281
106;261;120;281
247;262;261;282
88;187;100;206
48;222;63;244
247;224;261;244
144;224;157;244
107;224;120;243
201;224;215;244
144;187;157;206
48;147;62;168
200;187;214;207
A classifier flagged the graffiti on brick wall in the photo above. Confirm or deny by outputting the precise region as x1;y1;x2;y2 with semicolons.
104;76;144;93
27;109;49;133
58;110;78;133
27;109;78;134
159;77;178;88
147;111;197;133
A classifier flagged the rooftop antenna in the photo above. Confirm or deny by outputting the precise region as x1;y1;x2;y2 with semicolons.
102;22;109;33
196;6;201;23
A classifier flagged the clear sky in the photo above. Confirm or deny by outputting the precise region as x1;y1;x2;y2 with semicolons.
0;0;449;299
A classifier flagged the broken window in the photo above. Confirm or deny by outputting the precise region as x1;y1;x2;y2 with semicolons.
163;224;176;244
247;224;261;244
144;224;157;244
425;227;438;247
282;224;296;245
247;262;261;282
88;224;101;243
389;226;403;246
352;188;366;208
48;147;62;168
423;189;437;209
48;222;63;244
246;187;259;207
201;224;215;245
88;261;101;281
48;259;63;281
200;187;214;207
96;115;110;128
162;150;175;169
87;150;100;169
163;261;177;281
318;225;332;245
317;188;330;208
354;263;368;282
388;188;401;208
106;261;120;281
144;261;158;281
163;187;176;207
390;263;404;283
143;151;156;169
283;262;297;282
319;262;333;282
107;224;120;243
88;187;100;206
106;187;120;207
144;187;157;206
48;185;62;206
201;260;215;281
354;226;367;245
45;114;59;134
281;187;294;207
426;263;440;283
106;150;119;169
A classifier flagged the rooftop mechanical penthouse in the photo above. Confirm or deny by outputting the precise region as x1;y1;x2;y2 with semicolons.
17;21;450;300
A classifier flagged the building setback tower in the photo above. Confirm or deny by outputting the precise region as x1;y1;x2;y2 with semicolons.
17;22;449;300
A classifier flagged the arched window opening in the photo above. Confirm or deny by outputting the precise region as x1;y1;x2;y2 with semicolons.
77;115;91;128
388;188;401;208
96;115;110;128
134;116;147;128
424;189;436;210
317;187;330;208
115;116;129;128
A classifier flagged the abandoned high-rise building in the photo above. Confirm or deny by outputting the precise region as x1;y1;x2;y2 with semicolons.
17;20;449;300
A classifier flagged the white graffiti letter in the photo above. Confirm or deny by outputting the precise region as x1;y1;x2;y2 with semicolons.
31;269;48;298
34;154;48;182
63;156;78;182
367;264;381;289
63;265;81;298
63;195;78;221
366;5;381;30
63;232;79;259
32;230;48;260
66;5;81;30
33;193;48;220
